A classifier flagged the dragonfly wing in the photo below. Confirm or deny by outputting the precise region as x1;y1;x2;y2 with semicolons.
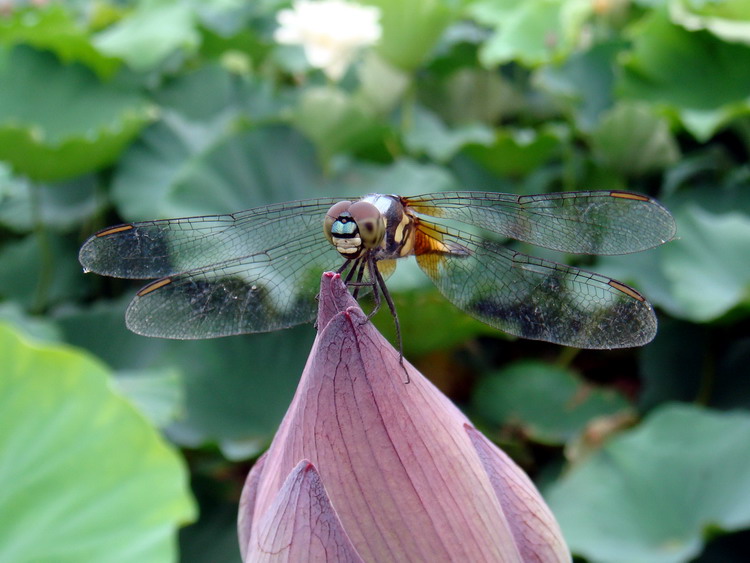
124;229;342;338
414;222;657;349
79;198;341;279
407;191;676;255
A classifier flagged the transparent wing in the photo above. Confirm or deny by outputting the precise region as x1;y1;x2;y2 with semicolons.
123;228;342;338
406;190;676;255
79;198;342;279
414;221;657;349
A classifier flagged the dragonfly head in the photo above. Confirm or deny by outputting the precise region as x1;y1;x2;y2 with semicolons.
324;200;386;259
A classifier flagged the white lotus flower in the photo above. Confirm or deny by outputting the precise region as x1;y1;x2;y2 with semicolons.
274;0;382;80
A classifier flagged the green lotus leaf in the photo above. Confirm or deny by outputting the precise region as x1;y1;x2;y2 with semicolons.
0;323;196;562
0;4;120;78
662;205;750;322
470;0;592;67
0;46;154;181
472;360;633;445
402;105;494;162
93;1;200;72
619;11;750;140
590;102;680;176
547;404;750;563
366;0;458;70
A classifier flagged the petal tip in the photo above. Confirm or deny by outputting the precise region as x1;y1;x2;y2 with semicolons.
245;459;362;562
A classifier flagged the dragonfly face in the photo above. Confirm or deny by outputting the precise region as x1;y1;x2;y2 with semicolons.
324;194;419;261
79;191;676;349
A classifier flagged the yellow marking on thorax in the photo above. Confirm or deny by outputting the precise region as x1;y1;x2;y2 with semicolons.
394;213;416;256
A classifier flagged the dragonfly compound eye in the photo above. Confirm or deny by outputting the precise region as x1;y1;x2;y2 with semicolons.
324;200;362;258
348;201;386;249
323;200;386;259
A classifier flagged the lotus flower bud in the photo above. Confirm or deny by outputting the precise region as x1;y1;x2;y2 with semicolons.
238;272;570;562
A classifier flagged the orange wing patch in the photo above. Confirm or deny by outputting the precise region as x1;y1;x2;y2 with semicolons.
413;220;470;257
96;224;134;237
609;191;650;202
414;222;453;255
137;277;173;297
608;280;645;302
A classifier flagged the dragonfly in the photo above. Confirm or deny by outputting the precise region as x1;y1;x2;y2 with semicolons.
79;191;675;351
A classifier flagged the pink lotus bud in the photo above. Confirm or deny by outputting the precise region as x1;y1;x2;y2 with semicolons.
238;272;570;562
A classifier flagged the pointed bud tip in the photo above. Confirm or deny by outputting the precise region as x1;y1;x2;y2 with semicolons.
317;271;359;330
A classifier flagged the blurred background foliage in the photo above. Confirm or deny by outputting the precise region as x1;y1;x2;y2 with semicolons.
1;0;750;561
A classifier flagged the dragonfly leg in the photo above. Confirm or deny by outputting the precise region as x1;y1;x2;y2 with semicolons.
343;256;376;301
364;258;381;317
339;258;356;279
368;256;408;383
351;259;367;300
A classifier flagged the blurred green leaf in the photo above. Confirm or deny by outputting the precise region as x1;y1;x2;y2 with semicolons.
330;157;458;198
56;299;312;452
293;86;388;161
169;328;312;457
470;0;592;67
0;302;63;343
194;0;256;37
372;284;494;356
154;63;248;121
619;11;750;140
357;52;411;115
472;360;633;445
419;67;515;125
639;318;707;410
547;404;750;563
200;24;269;66
151;63;289;126
365;0;458;70
0;234;86;311
93;1;200;71
712;337;750;410
0;323;196;562
463;125;563;177
111;118;326;220
114;368;185;428
0;170;100;234
180;474;243;563
53;297;168;371
670;0;750;45
402;105;494;162
0;45;155;181
536;41;625;131
662;205;750;322
590;102;680;176
0;4;120;78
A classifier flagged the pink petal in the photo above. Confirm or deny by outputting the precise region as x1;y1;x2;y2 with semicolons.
244;460;362;562
238;452;266;559
466;425;569;562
